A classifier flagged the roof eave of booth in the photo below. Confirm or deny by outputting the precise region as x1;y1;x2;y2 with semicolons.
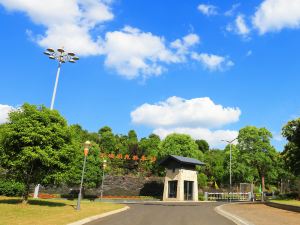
159;155;205;167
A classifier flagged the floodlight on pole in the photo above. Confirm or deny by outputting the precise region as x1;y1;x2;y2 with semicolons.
43;47;79;110
221;137;237;202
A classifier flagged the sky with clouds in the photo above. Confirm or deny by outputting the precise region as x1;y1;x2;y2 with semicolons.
1;0;300;149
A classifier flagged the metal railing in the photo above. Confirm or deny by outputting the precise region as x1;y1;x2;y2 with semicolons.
204;192;252;201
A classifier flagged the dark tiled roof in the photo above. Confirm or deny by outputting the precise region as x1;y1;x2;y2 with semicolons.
159;155;205;166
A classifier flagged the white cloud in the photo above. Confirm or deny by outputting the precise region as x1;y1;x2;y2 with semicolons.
253;0;300;34
226;14;250;38
170;33;200;61
235;14;250;36
191;52;234;71
131;96;241;148
131;96;241;128
197;4;218;16
0;0;113;56
103;28;199;79
0;0;233;78
154;127;238;148
224;3;241;17
0;104;15;124
246;50;252;56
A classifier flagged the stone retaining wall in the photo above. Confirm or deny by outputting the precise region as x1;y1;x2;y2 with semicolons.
37;175;164;197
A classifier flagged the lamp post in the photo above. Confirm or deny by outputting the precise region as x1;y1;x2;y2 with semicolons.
221;138;237;202
34;48;79;199
76;141;91;211
100;159;107;200
43;48;79;110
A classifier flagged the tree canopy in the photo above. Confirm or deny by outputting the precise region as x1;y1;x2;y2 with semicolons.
0;104;75;202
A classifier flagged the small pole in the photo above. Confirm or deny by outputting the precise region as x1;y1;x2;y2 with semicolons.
100;160;107;200
76;154;87;210
76;141;90;211
229;142;232;202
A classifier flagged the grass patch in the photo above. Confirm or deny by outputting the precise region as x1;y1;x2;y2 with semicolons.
270;199;300;207
0;196;124;225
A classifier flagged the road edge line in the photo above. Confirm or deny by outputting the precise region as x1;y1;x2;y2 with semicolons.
215;204;254;225
67;205;130;225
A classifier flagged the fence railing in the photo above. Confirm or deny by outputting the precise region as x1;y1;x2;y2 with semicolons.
204;192;252;201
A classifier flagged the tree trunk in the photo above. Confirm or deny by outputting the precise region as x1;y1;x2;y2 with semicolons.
261;176;265;202
22;184;30;204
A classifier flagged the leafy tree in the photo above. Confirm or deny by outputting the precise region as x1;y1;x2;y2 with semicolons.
159;133;203;161
223;144;257;186
139;134;161;175
0;104;75;203
98;126;116;153
237;126;278;196
195;139;210;153
65;126;103;188
203;149;226;185
282;118;300;176
139;134;161;156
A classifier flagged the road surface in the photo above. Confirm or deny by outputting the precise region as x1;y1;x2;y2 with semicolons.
86;202;234;225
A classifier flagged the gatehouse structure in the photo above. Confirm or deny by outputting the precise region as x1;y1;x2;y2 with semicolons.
159;155;205;202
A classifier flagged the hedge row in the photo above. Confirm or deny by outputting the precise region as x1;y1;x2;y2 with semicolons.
0;179;25;196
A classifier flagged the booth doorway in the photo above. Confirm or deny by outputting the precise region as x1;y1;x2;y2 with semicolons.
184;181;193;200
168;181;178;198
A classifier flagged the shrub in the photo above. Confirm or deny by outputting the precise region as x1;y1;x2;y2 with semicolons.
198;173;208;188
0;179;25;196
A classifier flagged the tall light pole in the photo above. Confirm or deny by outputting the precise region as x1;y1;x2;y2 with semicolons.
100;159;107;200
43;48;79;110
33;48;80;200
77;141;91;211
222;137;237;202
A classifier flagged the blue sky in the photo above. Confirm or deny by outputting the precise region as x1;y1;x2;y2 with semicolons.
1;0;300;150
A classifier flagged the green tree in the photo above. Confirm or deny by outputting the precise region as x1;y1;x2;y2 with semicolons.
98;126;116;153
0;104;75;203
282;118;300;176
195;139;210;153
203;149;226;186
223;144;257;186
237;126;278;196
159;133;203;161
65;126;103;188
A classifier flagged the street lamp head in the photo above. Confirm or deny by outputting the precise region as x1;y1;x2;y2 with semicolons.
84;141;91;147
44;48;79;64
57;48;65;53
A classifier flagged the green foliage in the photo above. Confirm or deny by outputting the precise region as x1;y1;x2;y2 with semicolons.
195;139;209;153
0;103;75;201
203;149;226;184
282;118;300;176
98;126;116;153
0;179;25;196
197;173;208;188
237;126;279;187
159;133;203;161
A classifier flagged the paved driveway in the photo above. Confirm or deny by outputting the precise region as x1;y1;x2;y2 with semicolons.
86;202;234;225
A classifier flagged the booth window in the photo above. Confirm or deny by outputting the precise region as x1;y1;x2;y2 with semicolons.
168;181;178;198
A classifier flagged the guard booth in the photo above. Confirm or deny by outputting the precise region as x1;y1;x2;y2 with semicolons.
159;155;205;202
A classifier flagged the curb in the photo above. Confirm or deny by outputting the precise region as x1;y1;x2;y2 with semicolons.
215;204;254;225
67;206;130;225
265;202;300;213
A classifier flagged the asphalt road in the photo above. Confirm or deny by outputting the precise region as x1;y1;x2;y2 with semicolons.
86;202;235;225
